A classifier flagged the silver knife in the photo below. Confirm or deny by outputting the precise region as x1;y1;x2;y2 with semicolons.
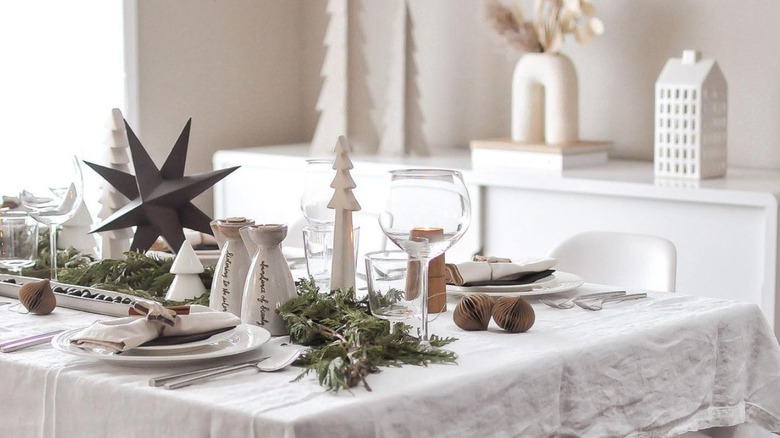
0;330;64;353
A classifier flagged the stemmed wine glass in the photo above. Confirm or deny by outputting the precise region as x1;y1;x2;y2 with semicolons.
19;156;84;280
378;169;471;342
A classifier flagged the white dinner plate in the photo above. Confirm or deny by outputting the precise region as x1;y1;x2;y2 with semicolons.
133;327;238;355
447;271;584;297
51;324;270;366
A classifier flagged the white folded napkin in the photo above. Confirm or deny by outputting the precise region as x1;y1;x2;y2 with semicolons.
446;257;557;286
70;312;241;353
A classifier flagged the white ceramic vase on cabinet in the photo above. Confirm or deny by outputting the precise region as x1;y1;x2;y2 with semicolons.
511;52;579;145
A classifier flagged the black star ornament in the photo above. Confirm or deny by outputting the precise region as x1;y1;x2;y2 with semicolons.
84;118;238;254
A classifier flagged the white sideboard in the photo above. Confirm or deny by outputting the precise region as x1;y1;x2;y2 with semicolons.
213;144;780;337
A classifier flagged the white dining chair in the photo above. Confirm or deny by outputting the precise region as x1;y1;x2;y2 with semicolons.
549;231;677;292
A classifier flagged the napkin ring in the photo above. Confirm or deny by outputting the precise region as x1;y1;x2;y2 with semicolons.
472;255;512;264
132;301;178;327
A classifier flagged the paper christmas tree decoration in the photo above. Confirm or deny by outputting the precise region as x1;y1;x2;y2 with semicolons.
58;200;98;257
84;118;239;254
310;0;348;155
327;136;361;291
378;0;407;156
377;1;428;156
404;3;429;156
165;241;207;301
98;108;133;259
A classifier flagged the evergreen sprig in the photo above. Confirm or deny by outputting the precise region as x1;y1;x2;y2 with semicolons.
279;278;457;392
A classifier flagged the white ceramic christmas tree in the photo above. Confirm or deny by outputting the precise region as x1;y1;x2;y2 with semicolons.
59;200;98;256
98;108;133;259
165;241;207;301
327;136;361;291
310;0;348;155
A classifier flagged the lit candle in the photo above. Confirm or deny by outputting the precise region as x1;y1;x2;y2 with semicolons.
405;227;447;313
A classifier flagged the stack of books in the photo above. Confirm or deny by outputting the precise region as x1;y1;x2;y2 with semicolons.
470;139;611;172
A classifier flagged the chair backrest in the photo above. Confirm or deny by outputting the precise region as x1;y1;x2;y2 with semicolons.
549;231;677;292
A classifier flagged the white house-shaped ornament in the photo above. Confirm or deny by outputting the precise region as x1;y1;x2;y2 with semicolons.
654;50;727;179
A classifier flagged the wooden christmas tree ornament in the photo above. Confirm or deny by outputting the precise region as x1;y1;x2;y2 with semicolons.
493;296;535;333
453;294;494;331
19;279;57;315
327;136;361;292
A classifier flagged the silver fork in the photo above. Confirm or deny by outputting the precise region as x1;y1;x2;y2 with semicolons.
575;293;648;311
540;291;626;309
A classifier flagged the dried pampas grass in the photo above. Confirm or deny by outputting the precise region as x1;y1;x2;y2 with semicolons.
482;0;542;55
482;0;604;55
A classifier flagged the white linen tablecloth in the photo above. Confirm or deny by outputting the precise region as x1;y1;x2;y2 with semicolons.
1;285;779;438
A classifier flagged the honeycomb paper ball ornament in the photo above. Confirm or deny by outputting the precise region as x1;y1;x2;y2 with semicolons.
454;294;494;331
19;279;57;315
493;296;535;333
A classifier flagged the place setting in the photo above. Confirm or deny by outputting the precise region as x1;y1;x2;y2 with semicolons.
444;255;584;297
50;311;271;367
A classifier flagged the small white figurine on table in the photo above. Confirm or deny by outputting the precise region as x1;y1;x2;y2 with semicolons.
166;241;207;301
327;136;361;292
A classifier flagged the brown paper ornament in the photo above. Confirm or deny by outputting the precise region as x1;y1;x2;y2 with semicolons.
493;296;535;333
18;279;57;315
454;294;494;331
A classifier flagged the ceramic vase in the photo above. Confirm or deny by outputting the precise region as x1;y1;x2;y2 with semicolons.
511;52;579;145
239;224;296;335
209;217;255;316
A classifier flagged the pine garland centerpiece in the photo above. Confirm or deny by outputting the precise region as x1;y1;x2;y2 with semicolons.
279;279;457;392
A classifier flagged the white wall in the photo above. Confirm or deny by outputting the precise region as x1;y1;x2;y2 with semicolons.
135;0;306;214
569;0;780;166
133;0;780;216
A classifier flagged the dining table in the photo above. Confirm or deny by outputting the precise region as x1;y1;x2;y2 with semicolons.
1;282;779;438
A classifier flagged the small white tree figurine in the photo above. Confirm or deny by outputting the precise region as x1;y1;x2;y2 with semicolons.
98;108;133;259
327;136;361;291
59;200;98;257
165;241;207;301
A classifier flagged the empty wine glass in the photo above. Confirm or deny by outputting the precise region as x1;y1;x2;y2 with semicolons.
378;169;471;342
300;158;335;228
19;156;84;280
0;212;39;275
